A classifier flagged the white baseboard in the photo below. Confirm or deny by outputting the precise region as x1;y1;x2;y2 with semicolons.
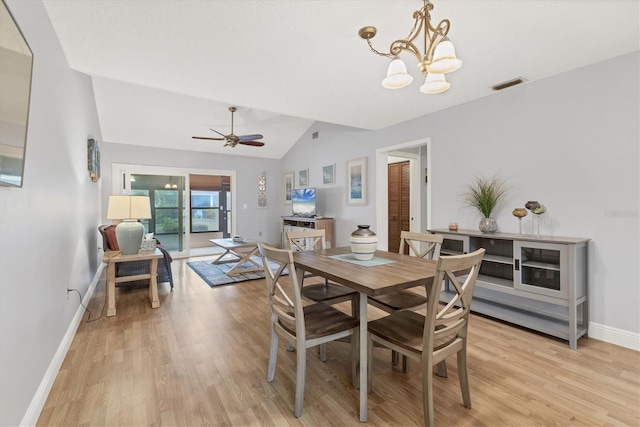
20;264;104;427
588;322;640;351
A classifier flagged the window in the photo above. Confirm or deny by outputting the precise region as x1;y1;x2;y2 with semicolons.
191;190;220;233
155;189;180;234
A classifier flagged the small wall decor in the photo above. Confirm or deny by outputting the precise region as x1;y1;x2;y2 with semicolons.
323;164;335;185
257;174;267;208
283;171;293;205
347;157;368;205
298;168;309;187
87;138;100;182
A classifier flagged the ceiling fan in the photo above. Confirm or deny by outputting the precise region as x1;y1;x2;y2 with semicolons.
192;106;264;148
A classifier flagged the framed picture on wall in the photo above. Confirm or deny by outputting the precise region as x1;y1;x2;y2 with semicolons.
298;169;309;187
283;171;294;205
322;164;335;185
257;175;267;208
87;138;100;182
347;157;367;205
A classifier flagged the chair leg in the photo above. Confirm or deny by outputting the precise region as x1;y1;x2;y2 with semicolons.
457;348;471;409
436;360;447;378
422;359;435;427
392;350;399;366
402;355;409;373
267;328;279;382
320;343;327;362
294;344;307;417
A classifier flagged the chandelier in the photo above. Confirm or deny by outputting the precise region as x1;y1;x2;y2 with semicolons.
358;0;462;94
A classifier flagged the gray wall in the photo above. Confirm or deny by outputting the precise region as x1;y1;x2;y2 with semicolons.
0;1;103;425
281;52;639;334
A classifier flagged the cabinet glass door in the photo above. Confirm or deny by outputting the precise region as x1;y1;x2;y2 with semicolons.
514;241;568;298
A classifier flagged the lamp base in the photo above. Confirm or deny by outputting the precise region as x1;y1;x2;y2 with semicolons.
115;220;144;255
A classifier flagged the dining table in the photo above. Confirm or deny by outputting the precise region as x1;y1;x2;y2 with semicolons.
293;246;439;422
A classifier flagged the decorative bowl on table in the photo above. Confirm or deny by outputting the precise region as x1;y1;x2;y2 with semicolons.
232;235;243;243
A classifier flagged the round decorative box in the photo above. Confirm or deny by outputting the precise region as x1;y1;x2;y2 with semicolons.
350;225;377;261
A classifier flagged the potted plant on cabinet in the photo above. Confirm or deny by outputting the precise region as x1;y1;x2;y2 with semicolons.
462;175;508;233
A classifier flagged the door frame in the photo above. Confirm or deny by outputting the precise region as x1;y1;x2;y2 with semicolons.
375;138;431;251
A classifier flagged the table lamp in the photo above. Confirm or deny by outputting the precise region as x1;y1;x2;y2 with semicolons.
106;195;152;255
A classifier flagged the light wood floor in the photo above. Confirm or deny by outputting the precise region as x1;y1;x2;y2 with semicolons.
38;256;640;426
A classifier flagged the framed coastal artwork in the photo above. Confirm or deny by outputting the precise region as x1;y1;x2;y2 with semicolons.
347;157;367;205
298;168;309;187
322;164;335;185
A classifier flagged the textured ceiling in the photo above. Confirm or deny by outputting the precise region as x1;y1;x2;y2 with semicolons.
41;0;640;158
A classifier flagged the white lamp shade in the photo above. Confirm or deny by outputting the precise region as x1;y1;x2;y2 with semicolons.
107;195;152;220
382;56;413;89
420;73;450;94
428;37;462;74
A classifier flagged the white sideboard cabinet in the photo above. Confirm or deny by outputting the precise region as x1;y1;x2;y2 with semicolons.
429;229;590;349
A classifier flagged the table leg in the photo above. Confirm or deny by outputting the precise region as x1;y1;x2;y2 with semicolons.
211;248;232;264
107;263;116;317
359;292;368;422
149;258;159;309
226;246;261;276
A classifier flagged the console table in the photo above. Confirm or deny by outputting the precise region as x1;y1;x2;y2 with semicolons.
104;249;163;317
430;229;590;349
282;216;334;249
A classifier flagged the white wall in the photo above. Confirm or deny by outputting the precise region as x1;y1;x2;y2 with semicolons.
282;52;639;336
100;143;283;246
0;1;103;425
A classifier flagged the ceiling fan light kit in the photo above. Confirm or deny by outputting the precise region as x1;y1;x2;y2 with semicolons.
359;0;462;94
192;106;265;148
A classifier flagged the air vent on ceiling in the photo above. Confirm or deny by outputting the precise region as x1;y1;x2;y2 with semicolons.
491;77;527;91
312;131;319;139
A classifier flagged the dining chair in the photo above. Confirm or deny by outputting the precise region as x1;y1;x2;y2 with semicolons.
367;248;485;427
368;231;444;371
258;242;359;417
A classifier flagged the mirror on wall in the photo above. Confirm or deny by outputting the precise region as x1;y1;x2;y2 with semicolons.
0;0;33;187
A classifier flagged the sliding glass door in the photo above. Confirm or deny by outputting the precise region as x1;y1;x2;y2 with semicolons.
111;164;236;258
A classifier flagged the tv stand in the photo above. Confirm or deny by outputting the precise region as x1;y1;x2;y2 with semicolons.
282;216;334;249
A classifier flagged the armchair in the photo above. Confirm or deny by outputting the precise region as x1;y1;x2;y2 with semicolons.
99;225;174;289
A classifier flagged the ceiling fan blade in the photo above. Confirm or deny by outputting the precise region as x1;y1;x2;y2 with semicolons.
209;128;227;138
238;134;263;142
192;136;226;141
238;140;265;147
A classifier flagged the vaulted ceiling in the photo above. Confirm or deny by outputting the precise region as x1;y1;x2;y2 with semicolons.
42;0;639;159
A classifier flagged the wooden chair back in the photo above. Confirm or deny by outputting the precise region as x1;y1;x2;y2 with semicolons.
424;248;485;365
286;229;327;252
399;231;443;259
258;243;304;344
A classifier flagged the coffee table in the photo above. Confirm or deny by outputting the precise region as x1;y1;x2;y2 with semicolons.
208;238;262;276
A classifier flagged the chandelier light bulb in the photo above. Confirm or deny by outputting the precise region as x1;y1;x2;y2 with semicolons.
382;56;413;89
428;37;462;74
420;73;450;94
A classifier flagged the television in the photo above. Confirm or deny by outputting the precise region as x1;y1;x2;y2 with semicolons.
292;187;316;218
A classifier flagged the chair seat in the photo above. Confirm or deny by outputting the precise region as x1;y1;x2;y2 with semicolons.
302;283;357;303
368;290;428;312
279;303;359;340
368;310;456;354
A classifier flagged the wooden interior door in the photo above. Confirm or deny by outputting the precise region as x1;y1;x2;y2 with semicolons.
388;161;411;254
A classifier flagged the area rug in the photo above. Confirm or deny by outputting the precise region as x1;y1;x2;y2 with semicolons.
187;256;287;287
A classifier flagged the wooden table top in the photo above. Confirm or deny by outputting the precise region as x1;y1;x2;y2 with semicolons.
293;246;438;297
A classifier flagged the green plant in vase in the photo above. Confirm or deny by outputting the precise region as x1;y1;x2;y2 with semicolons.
462;175;508;233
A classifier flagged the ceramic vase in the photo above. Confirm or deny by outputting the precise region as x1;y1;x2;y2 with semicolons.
478;217;498;233
350;225;377;261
